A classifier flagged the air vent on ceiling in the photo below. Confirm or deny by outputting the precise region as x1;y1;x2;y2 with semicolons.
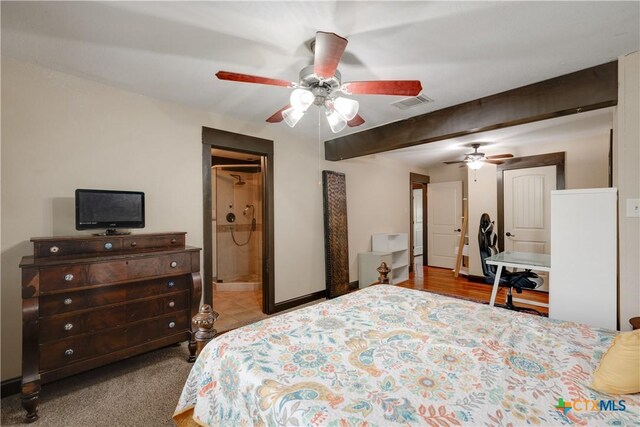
391;94;434;110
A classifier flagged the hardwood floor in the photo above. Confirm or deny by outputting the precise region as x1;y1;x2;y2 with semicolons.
212;259;549;333
402;256;549;315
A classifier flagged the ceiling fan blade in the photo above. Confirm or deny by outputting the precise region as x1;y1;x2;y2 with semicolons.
314;31;348;79
216;71;293;88
486;153;514;159
485;159;505;165
342;80;422;96
443;160;465;165
347;114;365;127
265;104;291;123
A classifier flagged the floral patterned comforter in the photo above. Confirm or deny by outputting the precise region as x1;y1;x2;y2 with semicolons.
174;285;639;426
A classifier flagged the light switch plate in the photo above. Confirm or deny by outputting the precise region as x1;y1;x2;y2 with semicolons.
627;198;640;217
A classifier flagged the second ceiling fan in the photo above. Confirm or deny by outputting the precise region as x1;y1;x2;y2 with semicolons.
215;31;423;133
444;143;514;169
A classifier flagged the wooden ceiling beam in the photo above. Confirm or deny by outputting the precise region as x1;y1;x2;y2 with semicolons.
324;61;618;161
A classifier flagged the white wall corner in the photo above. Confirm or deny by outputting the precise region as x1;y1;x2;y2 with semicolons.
615;51;640;331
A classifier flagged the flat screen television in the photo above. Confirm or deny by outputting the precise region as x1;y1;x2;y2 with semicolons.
75;189;145;235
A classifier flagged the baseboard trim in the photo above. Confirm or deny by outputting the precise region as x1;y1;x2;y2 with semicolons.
1;377;21;398
349;280;359;290
272;290;327;313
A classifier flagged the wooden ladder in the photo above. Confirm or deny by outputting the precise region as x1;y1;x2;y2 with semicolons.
453;198;468;278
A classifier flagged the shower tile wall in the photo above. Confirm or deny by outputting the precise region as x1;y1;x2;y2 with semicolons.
213;169;263;284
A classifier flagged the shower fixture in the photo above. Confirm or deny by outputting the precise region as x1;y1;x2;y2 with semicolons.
243;204;255;216
231;204;257;245
230;174;246;185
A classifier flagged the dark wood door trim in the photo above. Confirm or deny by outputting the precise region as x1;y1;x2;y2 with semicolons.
496;152;565;251
202;127;276;314
409;173;430;272
325;61;617;161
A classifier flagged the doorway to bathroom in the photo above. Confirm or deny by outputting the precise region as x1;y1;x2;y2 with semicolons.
211;149;266;327
202;127;275;320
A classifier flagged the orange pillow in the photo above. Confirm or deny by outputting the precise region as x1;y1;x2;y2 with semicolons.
591;330;640;395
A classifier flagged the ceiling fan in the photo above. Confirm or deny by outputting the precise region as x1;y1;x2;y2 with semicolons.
215;31;423;133
443;143;514;169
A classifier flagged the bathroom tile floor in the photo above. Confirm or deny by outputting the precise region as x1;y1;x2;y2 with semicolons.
212;289;268;332
212;288;326;333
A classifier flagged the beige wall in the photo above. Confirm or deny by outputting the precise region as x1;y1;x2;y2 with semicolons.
615;51;639;331
325;154;429;285
467;164;500;277
426;163;468;196
1;59;423;380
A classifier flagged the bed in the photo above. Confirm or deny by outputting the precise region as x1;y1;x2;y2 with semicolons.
174;285;639;426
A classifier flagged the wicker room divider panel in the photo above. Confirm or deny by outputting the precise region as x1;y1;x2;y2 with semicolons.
322;170;350;298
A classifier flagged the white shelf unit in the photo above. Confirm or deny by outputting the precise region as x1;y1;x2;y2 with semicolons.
358;251;392;288
372;233;409;284
550;188;617;330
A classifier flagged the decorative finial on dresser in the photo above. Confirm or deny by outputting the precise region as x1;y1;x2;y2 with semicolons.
190;304;219;361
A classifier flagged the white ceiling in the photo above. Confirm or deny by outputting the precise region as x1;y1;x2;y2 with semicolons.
2;1;638;144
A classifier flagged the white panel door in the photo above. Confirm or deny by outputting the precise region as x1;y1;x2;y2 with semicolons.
504;166;556;289
427;181;462;268
412;188;424;256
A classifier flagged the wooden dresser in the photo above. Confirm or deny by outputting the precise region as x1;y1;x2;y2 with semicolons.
19;232;201;422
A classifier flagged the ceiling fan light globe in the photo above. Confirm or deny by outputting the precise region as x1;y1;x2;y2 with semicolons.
282;107;305;128
332;96;359;121
326;110;347;133
289;88;314;112
467;159;484;170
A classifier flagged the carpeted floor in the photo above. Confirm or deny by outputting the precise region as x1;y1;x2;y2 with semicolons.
1;343;193;426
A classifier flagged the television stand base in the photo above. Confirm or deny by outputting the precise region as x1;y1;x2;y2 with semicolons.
93;229;132;236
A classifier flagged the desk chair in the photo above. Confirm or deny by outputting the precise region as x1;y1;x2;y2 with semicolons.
478;213;543;313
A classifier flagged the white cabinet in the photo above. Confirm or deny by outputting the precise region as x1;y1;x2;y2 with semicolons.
550;188;617;330
372;233;409;284
358;251;392;288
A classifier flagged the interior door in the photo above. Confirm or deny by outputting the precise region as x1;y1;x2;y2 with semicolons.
412;188;424;256
427;181;462;269
504;165;556;290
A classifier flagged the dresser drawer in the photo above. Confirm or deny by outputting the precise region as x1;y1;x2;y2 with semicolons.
34;239;123;258
126;291;189;322
126;275;190;300
127;311;189;347
122;235;185;251
39;252;191;293
39;262;128;293
40;329;127;371
40;286;126;316
126;252;192;279
39;306;127;343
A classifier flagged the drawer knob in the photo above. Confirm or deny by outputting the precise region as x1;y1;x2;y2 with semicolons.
64;274;74;282
170;261;178;268
171;239;177;244
64;349;74;357
104;242;113;250
130;241;137;247
168;280;175;288
49;246;60;254
64;323;74;331
64;298;73;305
168;301;175;308
168;321;176;329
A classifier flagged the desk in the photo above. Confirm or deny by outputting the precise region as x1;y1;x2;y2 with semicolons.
484;251;551;307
